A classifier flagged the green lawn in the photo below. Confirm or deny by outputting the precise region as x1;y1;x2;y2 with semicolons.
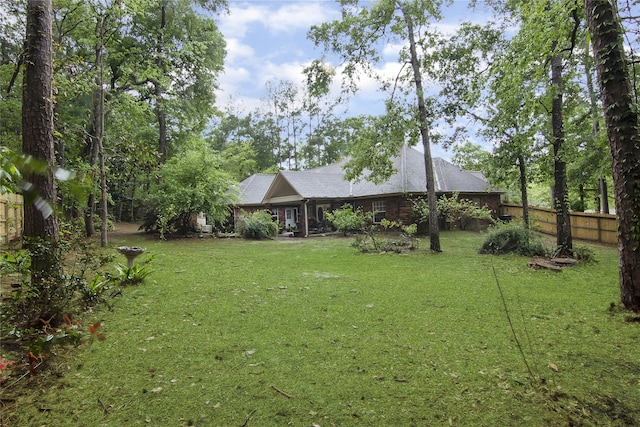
4;230;639;426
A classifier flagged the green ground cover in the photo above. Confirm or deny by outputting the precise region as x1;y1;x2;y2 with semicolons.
3;230;639;426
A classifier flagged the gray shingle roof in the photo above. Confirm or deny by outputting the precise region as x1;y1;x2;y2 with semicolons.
236;145;500;206
279;171;350;198
237;174;276;205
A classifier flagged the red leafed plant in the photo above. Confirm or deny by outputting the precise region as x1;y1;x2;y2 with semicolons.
0;356;15;382
88;321;106;341
28;352;43;376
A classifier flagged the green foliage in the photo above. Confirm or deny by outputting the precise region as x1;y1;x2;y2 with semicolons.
80;274;112;309
451;141;492;172
24;322;83;358
0;235;113;380
438;192;494;229
220;141;259;181
9;239;69;327
0;229;119;381
0;250;31;282
68;244;115;309
412;193;494;230
0;147;78;219
325;204;366;236
237;210;278;239
0;147;22;194
352;218;418;253
110;262;153;286
327;205;416;253
478;221;547;256
8;314;105;365
157;204;178;240
63;215;115;236
342;114;408;184
571;244;597;263
308;0;445;251
111;256;154;287
147;146;238;235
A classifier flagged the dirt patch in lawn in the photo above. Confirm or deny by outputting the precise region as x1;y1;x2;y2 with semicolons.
108;222;146;238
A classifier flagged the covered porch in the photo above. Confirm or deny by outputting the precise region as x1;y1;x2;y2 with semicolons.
268;200;340;237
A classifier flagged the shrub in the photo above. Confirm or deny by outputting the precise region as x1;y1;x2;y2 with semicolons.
7;239;72;328
478;222;547;256
80;274;112;309
326;204;366;236
327;205;417;253
145;146;238;235
571;244;597;263
0;230;116;381
238;210;278;239
412;192;494;230
4;236;115;329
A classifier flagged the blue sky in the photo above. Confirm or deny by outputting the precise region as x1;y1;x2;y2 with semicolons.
215;1;496;160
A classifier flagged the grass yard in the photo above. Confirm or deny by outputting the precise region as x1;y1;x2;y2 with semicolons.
2;227;639;426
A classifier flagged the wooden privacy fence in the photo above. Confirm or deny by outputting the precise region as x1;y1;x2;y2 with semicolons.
0;193;23;244
501;203;617;245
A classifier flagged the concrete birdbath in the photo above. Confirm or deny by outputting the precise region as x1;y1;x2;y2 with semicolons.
117;246;145;268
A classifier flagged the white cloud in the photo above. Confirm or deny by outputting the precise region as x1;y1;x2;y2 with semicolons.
262;3;338;34
220;2;338;38
259;61;308;87
216;2;339;111
215;92;264;115
224;38;255;63
218;4;268;39
383;42;405;58
216;65;253;109
218;65;252;87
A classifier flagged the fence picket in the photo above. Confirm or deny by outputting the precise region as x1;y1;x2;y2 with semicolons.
501;203;617;245
0;194;24;244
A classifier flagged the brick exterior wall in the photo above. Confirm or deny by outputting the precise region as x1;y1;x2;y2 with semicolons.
233;192;502;233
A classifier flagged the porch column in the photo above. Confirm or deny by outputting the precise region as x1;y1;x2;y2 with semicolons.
303;200;309;237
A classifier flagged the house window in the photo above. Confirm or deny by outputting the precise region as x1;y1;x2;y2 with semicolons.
271;209;279;222
372;200;386;223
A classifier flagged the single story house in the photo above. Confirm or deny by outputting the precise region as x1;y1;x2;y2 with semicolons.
233;145;503;236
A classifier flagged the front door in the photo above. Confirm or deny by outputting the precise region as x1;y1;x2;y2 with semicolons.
285;207;298;229
317;204;331;222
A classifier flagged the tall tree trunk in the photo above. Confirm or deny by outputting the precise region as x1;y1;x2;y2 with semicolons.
85;171;97;236
99;135;108;247
600;175;609;214
130;174;137;221
22;0;60;283
96;14;108;247
155;3;167;164
517;152;529;228
586;0;640;311
399;2;440;252
585;47;610;214
550;51;572;252
84;19;103;238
